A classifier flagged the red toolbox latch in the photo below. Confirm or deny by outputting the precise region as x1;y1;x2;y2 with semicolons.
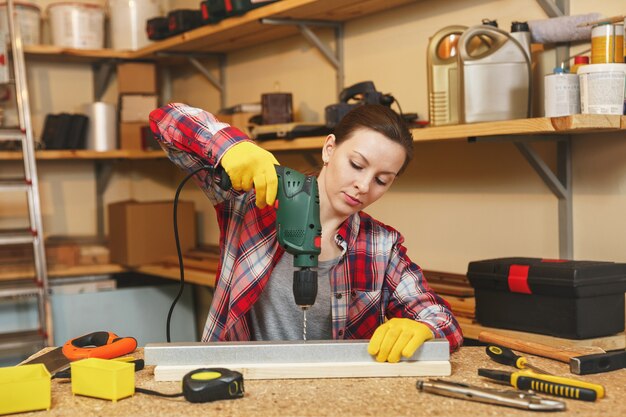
508;264;532;294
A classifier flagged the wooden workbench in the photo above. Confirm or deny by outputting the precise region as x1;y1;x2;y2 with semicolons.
19;346;625;417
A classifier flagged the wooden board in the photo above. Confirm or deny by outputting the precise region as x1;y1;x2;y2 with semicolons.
411;114;623;142
135;264;216;287
154;360;451;381
457;317;626;351
0;263;125;281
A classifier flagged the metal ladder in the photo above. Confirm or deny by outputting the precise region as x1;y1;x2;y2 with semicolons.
0;0;52;354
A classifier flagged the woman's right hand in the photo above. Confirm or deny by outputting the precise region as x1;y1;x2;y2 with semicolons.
220;141;279;208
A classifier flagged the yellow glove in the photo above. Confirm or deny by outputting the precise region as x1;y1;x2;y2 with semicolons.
220;141;279;208
367;318;434;363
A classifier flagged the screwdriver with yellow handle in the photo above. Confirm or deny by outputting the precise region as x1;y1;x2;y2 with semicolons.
486;344;552;374
478;368;605;402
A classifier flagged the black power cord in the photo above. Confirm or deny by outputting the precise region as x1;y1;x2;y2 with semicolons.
166;165;212;343
136;387;184;398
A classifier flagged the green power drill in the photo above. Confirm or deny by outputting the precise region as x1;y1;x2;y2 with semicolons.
218;165;322;340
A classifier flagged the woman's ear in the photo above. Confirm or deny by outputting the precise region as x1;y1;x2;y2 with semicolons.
322;134;336;163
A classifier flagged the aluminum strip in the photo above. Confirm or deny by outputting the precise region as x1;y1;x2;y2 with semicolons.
145;339;449;366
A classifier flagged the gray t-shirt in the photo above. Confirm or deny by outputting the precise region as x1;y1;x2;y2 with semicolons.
249;253;339;341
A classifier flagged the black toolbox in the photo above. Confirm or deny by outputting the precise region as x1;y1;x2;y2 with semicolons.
467;257;626;339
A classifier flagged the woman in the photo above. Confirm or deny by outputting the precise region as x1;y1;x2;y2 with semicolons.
150;103;463;362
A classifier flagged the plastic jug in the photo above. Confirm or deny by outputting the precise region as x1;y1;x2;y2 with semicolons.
458;25;531;123
427;25;467;126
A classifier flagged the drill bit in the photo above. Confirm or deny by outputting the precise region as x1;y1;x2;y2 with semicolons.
302;308;308;341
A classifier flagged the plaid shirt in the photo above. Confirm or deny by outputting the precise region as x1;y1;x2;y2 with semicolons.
150;103;463;351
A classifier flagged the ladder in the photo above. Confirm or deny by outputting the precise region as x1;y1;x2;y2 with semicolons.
0;0;52;354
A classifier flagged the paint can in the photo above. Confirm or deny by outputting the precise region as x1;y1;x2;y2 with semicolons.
591;23;624;64
108;0;160;50
0;1;41;45
544;68;580;117
578;63;626;115
48;2;105;49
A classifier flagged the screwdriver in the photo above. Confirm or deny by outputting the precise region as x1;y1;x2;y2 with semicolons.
486;344;552;375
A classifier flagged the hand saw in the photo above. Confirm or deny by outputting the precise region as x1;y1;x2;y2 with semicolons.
21;331;137;376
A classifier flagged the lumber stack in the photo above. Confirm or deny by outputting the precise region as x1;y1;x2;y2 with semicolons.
423;270;475;321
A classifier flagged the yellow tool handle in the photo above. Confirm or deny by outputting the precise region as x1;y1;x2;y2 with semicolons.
512;370;605;399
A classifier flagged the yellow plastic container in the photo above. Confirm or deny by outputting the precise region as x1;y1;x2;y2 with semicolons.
0;364;51;415
71;358;134;402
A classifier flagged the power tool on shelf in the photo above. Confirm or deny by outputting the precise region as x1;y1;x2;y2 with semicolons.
218;165;322;340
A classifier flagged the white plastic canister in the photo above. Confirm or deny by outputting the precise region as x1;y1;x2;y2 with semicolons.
48;2;105;49
544;69;580;117
578;63;626;115
0;2;41;45
108;0;160;50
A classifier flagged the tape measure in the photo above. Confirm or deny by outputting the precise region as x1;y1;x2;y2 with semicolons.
182;368;244;403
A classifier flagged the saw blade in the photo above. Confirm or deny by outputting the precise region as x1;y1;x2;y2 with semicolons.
21;347;70;375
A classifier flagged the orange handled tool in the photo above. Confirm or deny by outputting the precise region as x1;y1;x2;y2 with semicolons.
62;331;137;361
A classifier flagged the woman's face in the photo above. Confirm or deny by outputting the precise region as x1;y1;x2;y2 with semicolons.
321;127;406;219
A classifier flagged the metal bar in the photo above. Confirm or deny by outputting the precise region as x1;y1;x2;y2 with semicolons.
161;66;172;105
557;139;573;258
555;0;570;69
0;129;24;141
335;23;345;97
95;161;114;241
536;0;564;17
514;141;567;199
261;18;344;97
0;178;29;192
261;18;343;28
92;62;116;102
298;24;340;69
188;57;224;94
145;339;449;366
0;229;33;245
7;0;52;345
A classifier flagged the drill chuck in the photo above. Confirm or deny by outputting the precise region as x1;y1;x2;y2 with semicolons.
293;268;318;307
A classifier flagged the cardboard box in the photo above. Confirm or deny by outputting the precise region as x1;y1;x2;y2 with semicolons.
117;63;157;94
119;94;158;122
108;200;196;267
119;122;146;150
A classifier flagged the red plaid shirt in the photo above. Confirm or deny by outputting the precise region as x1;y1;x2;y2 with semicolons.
150;103;463;351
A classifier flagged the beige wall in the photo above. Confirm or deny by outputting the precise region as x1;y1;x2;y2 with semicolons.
4;0;626;274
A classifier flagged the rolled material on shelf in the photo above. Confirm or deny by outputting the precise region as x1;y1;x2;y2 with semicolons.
528;13;603;43
84;102;116;151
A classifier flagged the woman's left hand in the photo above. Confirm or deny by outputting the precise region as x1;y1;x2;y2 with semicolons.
367;318;434;363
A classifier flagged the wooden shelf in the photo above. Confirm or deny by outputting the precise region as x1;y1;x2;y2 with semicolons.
135;264;216;287
133;0;417;58
24;45;134;62
0;150;167;161
2;115;621;160
260;115;626;151
0;264;126;282
411;114;625;143
21;1;416;61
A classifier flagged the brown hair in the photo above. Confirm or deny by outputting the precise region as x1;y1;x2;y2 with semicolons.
333;104;414;174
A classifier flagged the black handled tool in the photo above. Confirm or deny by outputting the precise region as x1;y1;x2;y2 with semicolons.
478;368;605;402
486;344;552;374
